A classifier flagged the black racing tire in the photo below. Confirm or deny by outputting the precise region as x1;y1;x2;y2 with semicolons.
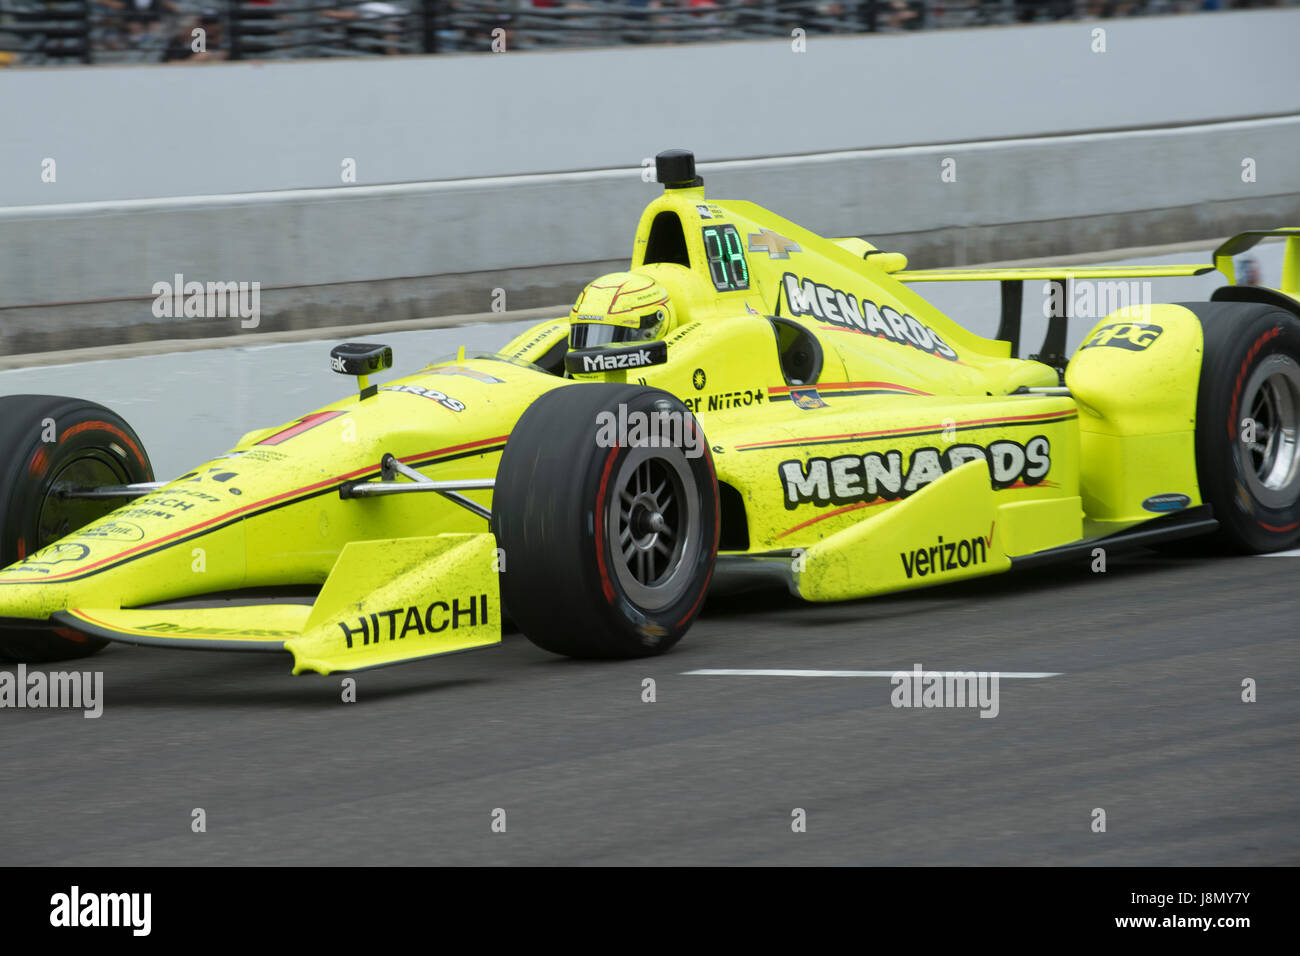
1182;302;1300;552
0;395;154;662
492;384;719;659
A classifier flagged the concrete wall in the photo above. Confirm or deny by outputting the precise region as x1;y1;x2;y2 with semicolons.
3;11;1298;205
2;10;1298;353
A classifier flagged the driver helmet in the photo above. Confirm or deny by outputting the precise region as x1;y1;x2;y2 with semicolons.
568;272;676;349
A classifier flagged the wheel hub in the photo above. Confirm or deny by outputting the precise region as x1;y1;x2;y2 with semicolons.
607;448;699;611
38;454;129;549
1240;355;1300;509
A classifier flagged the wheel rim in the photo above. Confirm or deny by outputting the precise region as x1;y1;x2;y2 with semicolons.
1239;355;1300;510
606;446;700;611
36;453;128;548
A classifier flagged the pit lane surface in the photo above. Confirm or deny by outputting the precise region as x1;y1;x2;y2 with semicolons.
1;550;1296;865
1;243;1296;865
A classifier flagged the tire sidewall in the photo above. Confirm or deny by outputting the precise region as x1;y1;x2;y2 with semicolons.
0;397;153;663
1194;305;1300;552
0;401;153;567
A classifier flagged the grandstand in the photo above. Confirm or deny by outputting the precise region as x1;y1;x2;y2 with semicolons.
2;0;1291;66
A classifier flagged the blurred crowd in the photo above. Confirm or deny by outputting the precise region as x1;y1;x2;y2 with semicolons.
0;0;1292;66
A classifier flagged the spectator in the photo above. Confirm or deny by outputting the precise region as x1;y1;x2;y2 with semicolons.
121;0;178;44
1237;256;1263;286
323;2;409;55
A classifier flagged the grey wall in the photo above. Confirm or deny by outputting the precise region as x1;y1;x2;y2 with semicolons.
3;10;1298;206
2;11;1298;354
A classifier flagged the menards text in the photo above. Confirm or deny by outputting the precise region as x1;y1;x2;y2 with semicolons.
782;273;958;361
779;437;1050;509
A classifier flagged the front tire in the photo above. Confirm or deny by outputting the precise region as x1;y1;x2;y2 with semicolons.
0;395;154;661
492;384;719;658
1184;302;1300;552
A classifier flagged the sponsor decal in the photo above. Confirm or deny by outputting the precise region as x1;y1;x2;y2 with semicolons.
181;467;238;483
696;204;712;220
151;487;221;502
681;388;764;413
337;594;490;647
693;368;707;391
510;325;562;358
1080;322;1164;352
116;487;223;518
1142;492;1191;513
900;527;994;579
236;448;288;463
199;449;285;466
566;341;669;374
381;385;466;412
138;496;202;512
109;507;179;522
748;229;801;259
73;520;145;542
790;388;827;409
781;273;958;361
779;437;1051;509
1;542;91;573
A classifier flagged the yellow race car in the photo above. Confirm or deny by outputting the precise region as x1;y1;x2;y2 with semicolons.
3;149;1299;674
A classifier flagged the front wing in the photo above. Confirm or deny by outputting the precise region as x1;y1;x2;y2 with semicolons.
54;533;501;675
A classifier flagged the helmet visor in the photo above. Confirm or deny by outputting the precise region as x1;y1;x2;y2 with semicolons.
569;309;667;350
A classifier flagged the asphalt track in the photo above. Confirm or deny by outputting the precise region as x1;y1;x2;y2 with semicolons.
0;242;1296;865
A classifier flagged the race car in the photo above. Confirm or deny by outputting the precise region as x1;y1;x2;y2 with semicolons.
2;149;1299;673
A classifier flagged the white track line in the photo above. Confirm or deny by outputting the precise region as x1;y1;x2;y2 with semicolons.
1258;548;1300;557
683;669;1061;679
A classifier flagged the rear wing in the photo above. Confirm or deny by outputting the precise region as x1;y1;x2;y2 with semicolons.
1210;228;1300;293
894;228;1300;367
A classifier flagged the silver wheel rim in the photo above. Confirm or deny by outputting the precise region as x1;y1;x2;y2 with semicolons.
606;446;700;611
1239;354;1300;510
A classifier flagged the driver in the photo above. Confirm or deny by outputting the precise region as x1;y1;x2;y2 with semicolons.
568;272;678;350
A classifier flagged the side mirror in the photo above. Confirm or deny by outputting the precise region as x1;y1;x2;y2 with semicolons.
330;342;392;399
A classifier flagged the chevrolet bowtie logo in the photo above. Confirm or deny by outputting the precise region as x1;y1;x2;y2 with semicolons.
748;229;801;259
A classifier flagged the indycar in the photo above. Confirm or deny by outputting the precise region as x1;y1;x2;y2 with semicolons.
2;149;1299;673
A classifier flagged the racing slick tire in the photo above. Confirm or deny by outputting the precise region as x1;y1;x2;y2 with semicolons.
492;384;719;658
1183;302;1300;552
0;395;154;662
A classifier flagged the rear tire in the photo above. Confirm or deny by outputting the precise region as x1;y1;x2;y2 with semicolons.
1182;302;1300;552
492;384;719;658
0;395;154;661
